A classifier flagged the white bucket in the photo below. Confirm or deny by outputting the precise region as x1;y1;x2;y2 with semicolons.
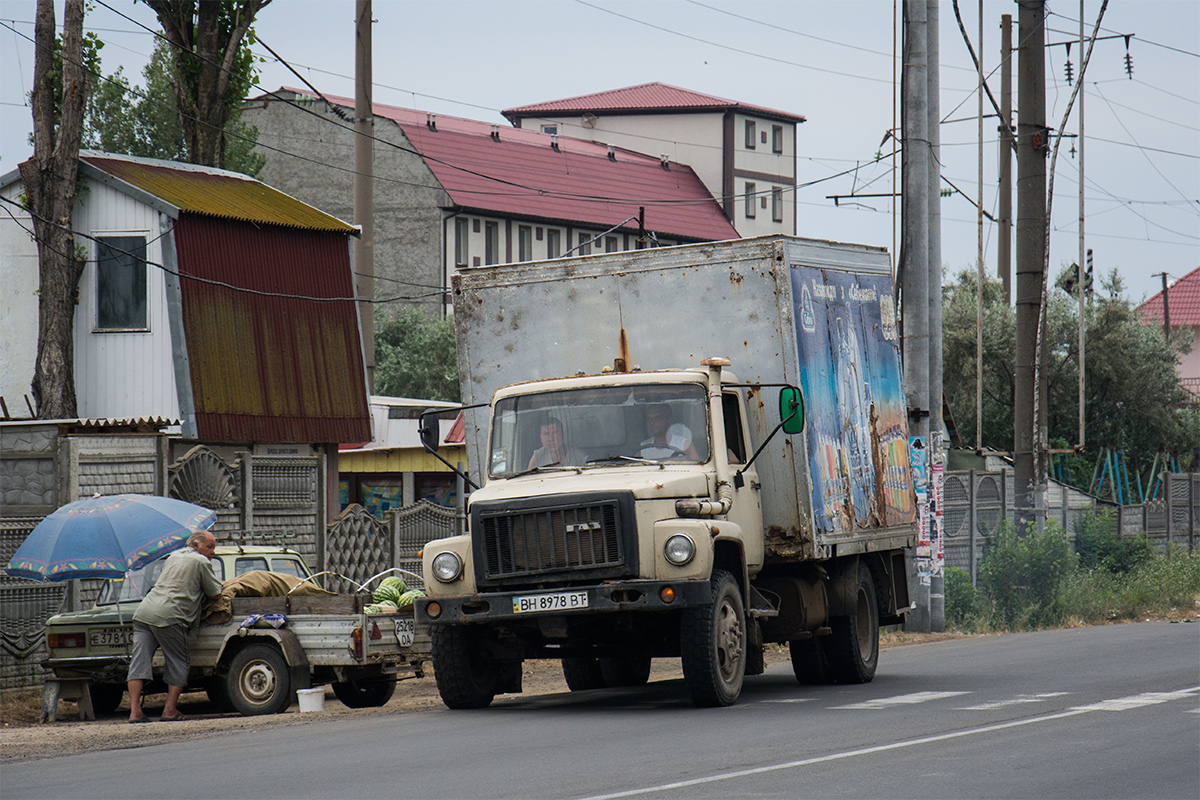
297;687;325;713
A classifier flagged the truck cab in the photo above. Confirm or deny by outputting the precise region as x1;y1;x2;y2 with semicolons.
418;359;784;708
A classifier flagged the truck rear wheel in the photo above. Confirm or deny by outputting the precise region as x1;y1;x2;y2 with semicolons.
227;644;291;716
332;677;397;708
789;637;832;684
681;569;746;707
431;625;498;709
562;657;606;691
824;561;879;684
600;656;652;687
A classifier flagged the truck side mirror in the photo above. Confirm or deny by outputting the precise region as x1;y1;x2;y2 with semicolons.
779;386;805;434
418;412;441;454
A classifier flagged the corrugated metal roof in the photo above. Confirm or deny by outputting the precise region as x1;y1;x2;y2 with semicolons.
173;214;370;444
287;90;738;242
81;152;356;233
502;82;806;124
1141;265;1200;326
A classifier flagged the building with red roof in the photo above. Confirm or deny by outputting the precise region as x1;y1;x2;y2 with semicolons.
503;82;805;239
1141;265;1200;400
244;88;738;317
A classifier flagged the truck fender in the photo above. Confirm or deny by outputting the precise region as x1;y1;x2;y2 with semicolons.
711;535;748;604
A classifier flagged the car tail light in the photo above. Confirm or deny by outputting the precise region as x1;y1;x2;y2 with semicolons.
48;632;85;649
349;627;362;659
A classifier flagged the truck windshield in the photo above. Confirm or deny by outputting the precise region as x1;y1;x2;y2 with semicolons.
488;383;710;478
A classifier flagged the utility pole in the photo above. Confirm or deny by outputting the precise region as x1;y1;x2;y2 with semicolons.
1159;272;1171;340
355;0;375;391
926;0;944;633
1077;0;1087;450
902;0;932;631
1014;0;1048;531
999;14;1013;303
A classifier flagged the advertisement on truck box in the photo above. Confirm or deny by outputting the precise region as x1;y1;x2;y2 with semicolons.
792;265;914;536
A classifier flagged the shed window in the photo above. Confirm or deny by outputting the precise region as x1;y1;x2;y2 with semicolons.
96;235;148;330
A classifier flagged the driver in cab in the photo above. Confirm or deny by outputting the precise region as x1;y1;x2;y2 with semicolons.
638;403;699;460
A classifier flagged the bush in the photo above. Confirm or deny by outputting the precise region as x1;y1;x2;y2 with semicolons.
1074;507;1152;574
978;521;1078;629
944;567;982;630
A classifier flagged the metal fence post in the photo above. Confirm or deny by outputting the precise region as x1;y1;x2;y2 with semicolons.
968;469;977;586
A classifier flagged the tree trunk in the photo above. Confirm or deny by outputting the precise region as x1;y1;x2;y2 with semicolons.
145;0;269;169
19;0;89;419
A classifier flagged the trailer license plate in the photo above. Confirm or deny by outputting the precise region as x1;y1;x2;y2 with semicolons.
89;627;132;647
393;618;414;647
512;591;588;614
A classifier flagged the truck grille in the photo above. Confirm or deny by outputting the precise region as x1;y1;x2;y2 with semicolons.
473;494;635;584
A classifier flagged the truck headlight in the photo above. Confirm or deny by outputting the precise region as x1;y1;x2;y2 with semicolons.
664;534;696;566
431;551;464;583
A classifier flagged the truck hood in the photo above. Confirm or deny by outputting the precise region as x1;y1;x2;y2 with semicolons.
47;603;136;627
474;467;711;505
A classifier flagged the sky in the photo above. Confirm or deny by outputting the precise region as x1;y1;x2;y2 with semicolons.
1;0;1196;304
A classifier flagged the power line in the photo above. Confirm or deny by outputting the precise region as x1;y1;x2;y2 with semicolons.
573;0;894;85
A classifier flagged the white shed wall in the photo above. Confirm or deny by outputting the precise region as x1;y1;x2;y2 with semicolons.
70;181;180;422
0;181;39;412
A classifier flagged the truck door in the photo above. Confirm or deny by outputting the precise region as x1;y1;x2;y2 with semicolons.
723;392;763;571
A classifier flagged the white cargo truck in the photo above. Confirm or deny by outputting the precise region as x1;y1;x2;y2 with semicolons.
416;235;917;708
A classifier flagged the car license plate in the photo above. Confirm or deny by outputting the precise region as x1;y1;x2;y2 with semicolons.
89;627;132;647
512;591;588;614
393;618;414;647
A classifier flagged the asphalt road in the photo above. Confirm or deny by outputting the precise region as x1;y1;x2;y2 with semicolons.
6;621;1198;800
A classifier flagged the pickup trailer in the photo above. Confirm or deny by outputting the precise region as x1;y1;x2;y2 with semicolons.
416;235;917;708
43;544;429;715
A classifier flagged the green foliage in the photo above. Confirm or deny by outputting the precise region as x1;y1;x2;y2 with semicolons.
1074;507;1153;574
944;567;982;629
942;268;1195;488
374;308;460;403
81;30;263;175
977;521;1078;629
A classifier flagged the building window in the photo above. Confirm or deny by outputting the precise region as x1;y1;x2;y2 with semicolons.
547;229;561;258
472;218;481;233
485;221;499;265
772;125;784;153
454;218;469;267
605;236;619;253
772;187;784;222
541;124;558;135
96;235;148;330
744;120;756;149
518;225;533;262
577;232;592;255
744;182;756;218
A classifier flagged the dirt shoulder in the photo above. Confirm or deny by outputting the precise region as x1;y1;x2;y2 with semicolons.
0;633;967;763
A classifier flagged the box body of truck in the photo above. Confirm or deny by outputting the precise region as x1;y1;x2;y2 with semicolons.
418;235;916;708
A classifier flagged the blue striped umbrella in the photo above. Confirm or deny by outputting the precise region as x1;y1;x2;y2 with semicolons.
4;494;216;581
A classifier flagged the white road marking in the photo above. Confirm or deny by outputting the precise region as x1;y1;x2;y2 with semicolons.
1072;689;1199;712
575;686;1200;800
761;698;814;704
831;690;970;710
958;692;1069;710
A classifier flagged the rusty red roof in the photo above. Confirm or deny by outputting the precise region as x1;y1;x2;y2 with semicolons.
173;214;370;444
1141;265;1200;326
502;82;806;124
283;89;737;242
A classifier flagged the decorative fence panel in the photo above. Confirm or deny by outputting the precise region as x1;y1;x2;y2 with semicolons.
324;500;458;595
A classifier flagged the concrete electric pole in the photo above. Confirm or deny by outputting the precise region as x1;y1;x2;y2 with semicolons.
1014;0;1048;532
355;0;375;391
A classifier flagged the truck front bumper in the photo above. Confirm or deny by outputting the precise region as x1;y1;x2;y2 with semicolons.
416;578;712;626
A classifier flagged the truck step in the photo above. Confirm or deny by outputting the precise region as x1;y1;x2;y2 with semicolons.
748;586;780;618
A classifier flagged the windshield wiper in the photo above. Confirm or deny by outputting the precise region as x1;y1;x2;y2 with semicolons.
586;454;658;465
510;464;580;478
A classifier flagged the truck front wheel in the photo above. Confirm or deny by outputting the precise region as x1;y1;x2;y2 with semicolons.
227;644;292;716
824;561;879;684
431;625;498;709
680;569;746;707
